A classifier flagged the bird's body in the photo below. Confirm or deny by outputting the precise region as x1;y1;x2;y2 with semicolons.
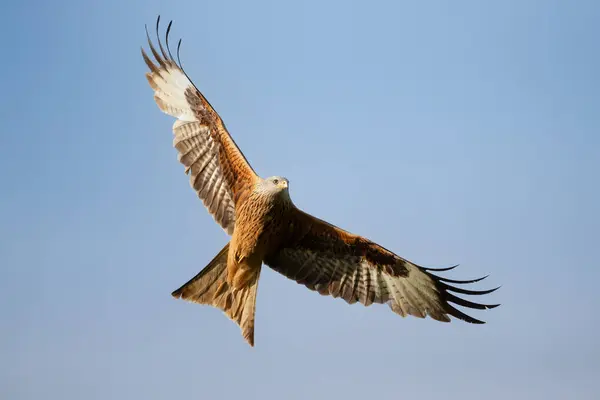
141;17;499;347
228;178;292;289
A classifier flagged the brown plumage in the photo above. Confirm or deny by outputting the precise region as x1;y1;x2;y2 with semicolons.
142;17;500;347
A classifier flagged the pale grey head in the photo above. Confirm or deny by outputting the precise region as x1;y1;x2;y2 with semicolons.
256;176;290;198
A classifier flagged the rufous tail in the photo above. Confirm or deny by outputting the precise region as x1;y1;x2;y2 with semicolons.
171;243;261;347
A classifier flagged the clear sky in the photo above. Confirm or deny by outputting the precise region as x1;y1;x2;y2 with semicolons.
1;0;599;399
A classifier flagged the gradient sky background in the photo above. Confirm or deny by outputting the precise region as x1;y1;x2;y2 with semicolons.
1;0;599;399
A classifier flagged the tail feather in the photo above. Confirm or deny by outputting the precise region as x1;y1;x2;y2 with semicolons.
171;243;261;347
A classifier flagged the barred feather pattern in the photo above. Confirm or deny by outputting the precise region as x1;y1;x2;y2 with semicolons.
172;243;261;346
173;120;236;233
141;17;257;234
265;209;500;324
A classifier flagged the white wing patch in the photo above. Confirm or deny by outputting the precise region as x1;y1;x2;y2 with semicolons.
147;66;196;122
143;30;237;234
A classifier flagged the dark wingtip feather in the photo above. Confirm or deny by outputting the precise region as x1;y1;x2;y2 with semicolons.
141;47;161;77
446;292;499;311
156;15;169;59
445;304;487;324
177;38;183;67
439;274;489;285
425;264;459;272
419;264;500;324
144;24;152;57
442;283;501;296
166;20;175;61
145;21;165;68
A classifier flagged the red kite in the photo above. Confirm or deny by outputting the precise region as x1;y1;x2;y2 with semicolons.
141;17;499;347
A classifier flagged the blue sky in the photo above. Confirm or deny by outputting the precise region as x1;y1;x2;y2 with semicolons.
1;0;599;398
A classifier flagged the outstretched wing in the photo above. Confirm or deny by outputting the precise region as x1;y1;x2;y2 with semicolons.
265;209;499;323
141;17;258;235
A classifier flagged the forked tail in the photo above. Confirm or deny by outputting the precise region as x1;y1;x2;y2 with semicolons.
171;243;261;347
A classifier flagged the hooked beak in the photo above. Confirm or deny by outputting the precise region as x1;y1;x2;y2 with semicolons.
278;180;288;189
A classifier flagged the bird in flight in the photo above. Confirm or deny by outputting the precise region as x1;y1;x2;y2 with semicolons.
141;16;499;347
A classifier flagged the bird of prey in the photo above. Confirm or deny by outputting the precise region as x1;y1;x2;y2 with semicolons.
141;16;499;347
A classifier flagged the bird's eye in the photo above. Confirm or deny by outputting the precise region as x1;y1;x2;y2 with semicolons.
272;179;279;185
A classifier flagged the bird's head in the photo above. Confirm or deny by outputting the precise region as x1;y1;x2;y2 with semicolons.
258;176;290;198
